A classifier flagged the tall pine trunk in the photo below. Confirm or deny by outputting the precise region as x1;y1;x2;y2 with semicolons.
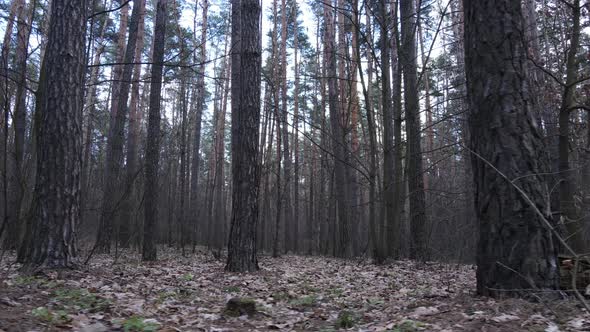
464;0;559;297
21;0;87;269
400;0;427;260
97;0;142;252
142;0;168;261
225;0;262;272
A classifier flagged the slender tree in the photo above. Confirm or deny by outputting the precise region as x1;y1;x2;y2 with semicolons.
558;0;586;253
379;1;397;260
5;0;33;249
323;0;352;258
189;0;208;250
400;0;427;260
97;0;143;252
143;0;168;261
120;0;147;248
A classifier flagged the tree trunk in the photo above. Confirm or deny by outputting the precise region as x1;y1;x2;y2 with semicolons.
391;0;406;258
142;0;168;262
5;0;33;250
416;0;434;189
464;0;559;297
97;0;142;252
178;64;189;255
225;0;262;273
189;0;208;251
0;0;24;245
379;1;397;260
292;0;300;254
213;55;230;251
120;0;146;248
279;0;293;254
323;0;352;258
355;2;380;262
21;0;87;269
400;0;428;260
558;0;586;253
81;1;110;236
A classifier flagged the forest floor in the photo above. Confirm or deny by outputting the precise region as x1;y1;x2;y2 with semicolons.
0;248;588;332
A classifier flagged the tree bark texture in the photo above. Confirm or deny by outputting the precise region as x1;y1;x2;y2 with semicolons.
226;0;262;272
464;0;560;297
22;0;87;269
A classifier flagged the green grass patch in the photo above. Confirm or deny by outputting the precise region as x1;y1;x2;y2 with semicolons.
289;295;318;309
14;276;39;286
31;307;70;325
122;316;160;332
335;310;356;329
223;285;241;293
52;288;111;312
390;320;426;332
180;273;194;281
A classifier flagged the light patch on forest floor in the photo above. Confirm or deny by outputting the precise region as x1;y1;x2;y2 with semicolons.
0;248;588;331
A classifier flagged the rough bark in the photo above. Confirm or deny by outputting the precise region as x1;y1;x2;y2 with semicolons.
21;0;87;269
225;0;262;273
464;0;560;297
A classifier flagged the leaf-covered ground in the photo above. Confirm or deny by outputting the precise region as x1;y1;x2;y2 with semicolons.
0;248;588;331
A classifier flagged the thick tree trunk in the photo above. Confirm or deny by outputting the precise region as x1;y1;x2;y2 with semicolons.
464;0;559;297
21;0;87;269
142;0;168;262
225;0;262;272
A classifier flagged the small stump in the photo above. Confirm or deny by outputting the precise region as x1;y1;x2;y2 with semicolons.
225;297;257;317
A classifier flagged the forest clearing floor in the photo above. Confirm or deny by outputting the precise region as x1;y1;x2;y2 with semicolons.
0;248;588;332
